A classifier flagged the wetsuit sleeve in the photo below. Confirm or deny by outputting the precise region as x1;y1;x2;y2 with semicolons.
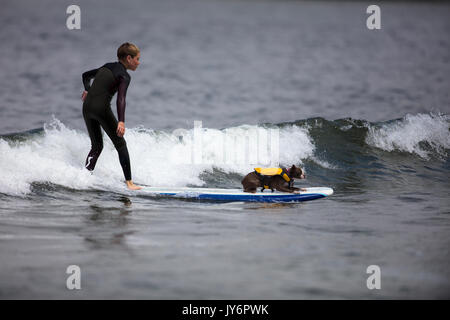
82;68;99;91
116;75;130;122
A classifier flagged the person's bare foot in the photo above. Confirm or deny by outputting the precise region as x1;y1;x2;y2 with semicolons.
126;180;142;190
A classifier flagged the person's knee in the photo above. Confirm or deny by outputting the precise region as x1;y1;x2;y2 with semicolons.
113;138;126;151
91;141;103;153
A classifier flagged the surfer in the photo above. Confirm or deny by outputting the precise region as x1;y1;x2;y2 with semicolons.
81;42;142;190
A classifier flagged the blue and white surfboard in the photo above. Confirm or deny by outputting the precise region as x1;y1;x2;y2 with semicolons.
140;187;333;203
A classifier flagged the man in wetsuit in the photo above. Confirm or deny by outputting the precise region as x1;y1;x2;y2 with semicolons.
81;42;141;190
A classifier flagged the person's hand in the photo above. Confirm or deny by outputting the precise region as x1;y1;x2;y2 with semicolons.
81;90;88;101
117;121;125;137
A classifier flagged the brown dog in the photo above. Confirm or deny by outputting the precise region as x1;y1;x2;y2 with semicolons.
241;165;306;193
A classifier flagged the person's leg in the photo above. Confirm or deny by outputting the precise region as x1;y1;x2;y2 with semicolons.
98;108;132;181
117;144;132;181
83;114;103;171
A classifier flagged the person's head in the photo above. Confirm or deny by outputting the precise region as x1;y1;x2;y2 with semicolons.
117;42;140;71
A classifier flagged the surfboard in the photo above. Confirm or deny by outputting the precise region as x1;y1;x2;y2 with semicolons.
140;186;333;203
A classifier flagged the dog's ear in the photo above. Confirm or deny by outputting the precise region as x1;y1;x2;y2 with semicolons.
290;164;296;170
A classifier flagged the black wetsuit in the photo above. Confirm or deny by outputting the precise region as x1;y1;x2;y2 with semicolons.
82;61;132;181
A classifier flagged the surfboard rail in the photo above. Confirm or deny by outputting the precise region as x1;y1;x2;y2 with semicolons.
140;187;333;203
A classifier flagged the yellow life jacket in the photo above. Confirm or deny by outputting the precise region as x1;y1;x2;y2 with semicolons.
254;167;291;191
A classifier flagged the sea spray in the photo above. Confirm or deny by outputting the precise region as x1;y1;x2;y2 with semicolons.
366;113;450;159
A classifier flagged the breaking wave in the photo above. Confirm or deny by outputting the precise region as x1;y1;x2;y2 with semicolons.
0;112;448;196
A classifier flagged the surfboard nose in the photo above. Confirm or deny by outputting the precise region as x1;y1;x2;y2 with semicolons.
303;187;334;196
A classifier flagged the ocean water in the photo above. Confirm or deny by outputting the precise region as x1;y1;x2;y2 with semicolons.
0;0;449;299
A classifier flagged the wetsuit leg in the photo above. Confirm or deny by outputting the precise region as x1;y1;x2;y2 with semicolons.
83;114;103;171
117;145;131;181
96;107;132;181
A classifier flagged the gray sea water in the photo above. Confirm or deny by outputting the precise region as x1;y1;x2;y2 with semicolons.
0;0;449;299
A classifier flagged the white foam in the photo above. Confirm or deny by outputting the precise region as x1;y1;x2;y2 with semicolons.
310;156;338;170
0;118;102;196
0;117;318;196
366;113;450;159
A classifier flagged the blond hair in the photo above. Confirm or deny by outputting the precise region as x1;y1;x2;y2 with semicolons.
117;42;140;60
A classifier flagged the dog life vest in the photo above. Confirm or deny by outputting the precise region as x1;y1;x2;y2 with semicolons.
254;167;292;192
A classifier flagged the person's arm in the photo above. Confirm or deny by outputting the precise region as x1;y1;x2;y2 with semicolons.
116;75;130;137
116;75;130;123
82;68;99;91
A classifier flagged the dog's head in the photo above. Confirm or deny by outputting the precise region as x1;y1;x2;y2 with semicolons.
288;165;306;179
